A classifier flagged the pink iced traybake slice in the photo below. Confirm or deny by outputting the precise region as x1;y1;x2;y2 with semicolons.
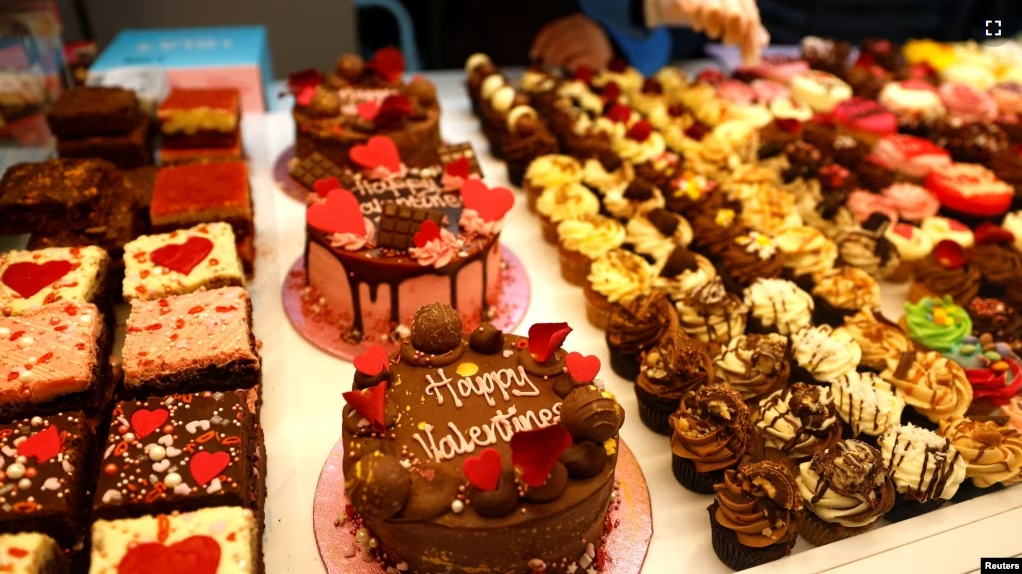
121;286;260;394
0;302;107;418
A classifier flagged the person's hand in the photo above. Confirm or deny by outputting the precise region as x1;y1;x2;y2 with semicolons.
531;13;614;72
650;0;770;64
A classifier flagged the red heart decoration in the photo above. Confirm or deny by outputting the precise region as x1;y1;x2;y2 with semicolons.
565;352;601;383
313;176;342;198
356;100;380;121
349;135;401;173
18;425;61;463
368;47;406;83
445;157;471;179
1;260;72;299
150;237;214;276
527;322;572;363
117;536;221;574
296;87;316;107
462;447;502;491
342;381;388;432
511;425;573;487
413;220;442;248
189;451;230;486
374;95;414;129
307;189;367;236
573;65;595;84
131;408;169;439
461;179;514;222
353;344;390;376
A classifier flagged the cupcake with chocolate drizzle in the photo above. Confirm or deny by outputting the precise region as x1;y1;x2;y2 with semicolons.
754;383;843;470
636;330;714;435
831;372;905;441
714;333;791;402
790;325;862;385
938;417;1022;500
718;232;785;291
773;226;839;288
653;245;716;303
841;308;914;372
796;439;896;545
677;276;748;353
834;213;900;280
878;424;968;522
605;290;678;380
811;266;881;327
670;384;753;493
883;351;973;425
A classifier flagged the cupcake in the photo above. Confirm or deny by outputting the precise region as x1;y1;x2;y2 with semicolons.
796;440;896;545
635;330;714;435
718;232;785;291
535;183;600;244
708;461;803;570
878;424;968;521
583;249;653;330
909;240;980;306
973;224;1022;298
742;278;814;336
663;170;720;218
754;383;842;467
523;154;583;212
606;290;678;381
920;215;974;248
594;59;644;95
845;189;899;224
931;120;1008;164
739;186;804;237
713;333;791;402
881;183;941;223
625;208;693;263
603;178;665;220
944;334;1022;405
581;149;634;197
652;246;716;303
883;351;973;424
831;372;905;440
842;309;914;372
938;417;1022;497
884;223;934;282
790;325;862;385
670;384;753;493
677;277;748;351
773;226;839;286
791;70;852;113
902;296;973;352
834;214;900;280
810;266;880;327
797;191;860;240
968;297;1022;343
503;106;559;187
556;214;626;286
689;207;748;260
877;80;946;131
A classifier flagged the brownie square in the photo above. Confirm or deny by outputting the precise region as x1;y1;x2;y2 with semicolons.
236;234;255;277
122;222;244;301
93;388;264;521
89;506;261;573
150;162;254;239
0;246;111;317
0;303;113;420
45;87;138;138
158;88;240;150
0;158;117;235
0;412;93;550
0;532;69;572
159;131;244;166
121;166;157;230
121;287;260;395
56;113;153;169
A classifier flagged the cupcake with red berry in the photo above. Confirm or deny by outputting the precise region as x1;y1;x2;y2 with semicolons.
909;240;980;306
832;97;897;147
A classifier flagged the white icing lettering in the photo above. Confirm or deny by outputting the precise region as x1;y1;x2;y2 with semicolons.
412;405;562;463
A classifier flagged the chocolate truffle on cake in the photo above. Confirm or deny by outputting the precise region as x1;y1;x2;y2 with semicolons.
410;303;463;355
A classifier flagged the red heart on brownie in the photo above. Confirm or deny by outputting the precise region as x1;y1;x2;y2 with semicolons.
150;237;215;276
353;344;390;376
18;425;61;463
461;179;514;222
565;352;601;384
189;450;230;486
117;536;221;574
462;447;502;491
307;189;367;236
1;260;72;299
350;135;401;173
510;425;573;487
131;408;169;439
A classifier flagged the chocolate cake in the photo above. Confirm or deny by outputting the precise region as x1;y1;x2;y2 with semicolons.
341;305;624;573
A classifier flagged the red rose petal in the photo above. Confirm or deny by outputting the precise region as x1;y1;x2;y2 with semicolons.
933;239;968;269
342;381;388;432
527;322;572;363
511;425;573;488
975;222;1015;245
368;47;406;83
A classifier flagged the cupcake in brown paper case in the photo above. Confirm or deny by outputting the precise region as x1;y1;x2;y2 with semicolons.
636;330;714;435
523;154;582;212
583;249;653;330
671;384;753;494
581;148;634;196
556;214;626;287
676;276;748;353
879;424;968;522
605;289;678;381
536;183;601;244
742;278;815;336
811;266;880;326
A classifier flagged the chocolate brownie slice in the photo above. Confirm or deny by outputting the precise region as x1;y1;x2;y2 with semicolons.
56;113;153;169
45;86;138;138
0;158;117;235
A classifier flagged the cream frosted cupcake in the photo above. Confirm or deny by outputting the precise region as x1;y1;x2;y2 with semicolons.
584;249;653;330
556;214;626;286
754;383;843;469
884;223;934;283
810;266;880;326
625;208;693;263
653;246;716;303
594;60;644;95
582;150;634;196
774;226;838;286
940;417;1022;492
841;309;914;372
790;325;862;385
920;215;974;248
742;278;814;336
536;183;600;245
714;333;791;402
1001;211;1022;254
831;372;905;440
613;125;667;166
677;276;748;353
739;186;804;237
523;154;583;212
790;70;853;113
604;178;666;221
878;424;968;522
883;351;973;425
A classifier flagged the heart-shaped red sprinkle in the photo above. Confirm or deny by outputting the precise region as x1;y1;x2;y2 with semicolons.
307;189;367;236
413;220;442;248
461;179;514;222
350;135;401;173
150;237;215;276
313;176;342;198
565;352;601;383
342;381;388;432
189;450;230;486
527;322;572;363
445;157;471;179
131;408;169;439
462;447;502;491
353;344;390;376
511;425;573;487
17;425;61;462
368;47;406;83
356;101;379;122
1;260;72;299
117;536;221;574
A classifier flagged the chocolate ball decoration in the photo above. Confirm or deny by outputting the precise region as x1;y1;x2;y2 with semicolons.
560;386;621;444
411;303;463;355
470;470;519;518
469;323;504;354
346;454;410;519
353;369;391;391
397;463;462;521
523;461;568;503
307;87;341;117
336;54;364;81
513;115;539;137
407;76;438;107
560;442;609;479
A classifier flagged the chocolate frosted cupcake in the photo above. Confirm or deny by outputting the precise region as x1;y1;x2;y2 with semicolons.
677;277;748;352
584;249;653;330
708;461;803;570
556;214;626;286
841;309;914;372
774;226;839;287
811;266;880;326
796;439;895;545
503;106;559;186
689;207;748;260
581;148;634;196
969;297;1022;343
910;241;981;306
605;290;678;380
671;384;753;493
754;383;843;469
742;278;814;336
879;424;968;522
718;232;785;291
834;214;900;280
939;417;1022;499
664;170;721;218
714;333;790;402
883;351;973;425
973;227;1022;298
653;246;716;303
832;372;905;440
625;208;693;263
790;325;862;385
636;331;713;435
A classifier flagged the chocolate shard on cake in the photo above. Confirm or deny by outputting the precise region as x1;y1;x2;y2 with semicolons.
377;203;446;251
438;142;484;178
289;152;345;192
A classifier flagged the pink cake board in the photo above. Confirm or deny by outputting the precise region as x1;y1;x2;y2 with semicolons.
272;145;309;203
282;245;531;361
312;439;653;574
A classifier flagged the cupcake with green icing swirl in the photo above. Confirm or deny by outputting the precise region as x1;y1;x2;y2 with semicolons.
902;296;972;352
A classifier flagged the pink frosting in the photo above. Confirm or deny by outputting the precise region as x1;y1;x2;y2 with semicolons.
871;134;951;179
364;163;408;181
846;189;899;223
750;79;790;103
409;228;462;268
459;209;504;237
716;80;756;104
328;218;376;251
752;60;810;84
939;82;998;123
881;183;941;222
991;82;1022;117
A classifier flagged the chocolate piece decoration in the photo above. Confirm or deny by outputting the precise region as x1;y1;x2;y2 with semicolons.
808;439;887;498
470;470;519;517
520;348;567;378
893;351;915;380
342;402;400;434
395;463;462;521
553;378;576;399
438;142;484;178
410;303;463;355
336;54;365;81
660;245;699;278
346;454;411;519
377;202;445;251
736;460;801;509
308;86;342;117
560;442;609;479
863;212;893;234
290;152;344;192
560;386;620;443
524;461;569;502
647;208;680;237
353;369;392;390
469;323;504;354
596;149;624;173
407;77;438;107
623;179;654;202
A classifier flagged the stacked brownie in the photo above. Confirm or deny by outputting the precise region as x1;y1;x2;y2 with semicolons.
46;87;153;169
157;87;244;166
